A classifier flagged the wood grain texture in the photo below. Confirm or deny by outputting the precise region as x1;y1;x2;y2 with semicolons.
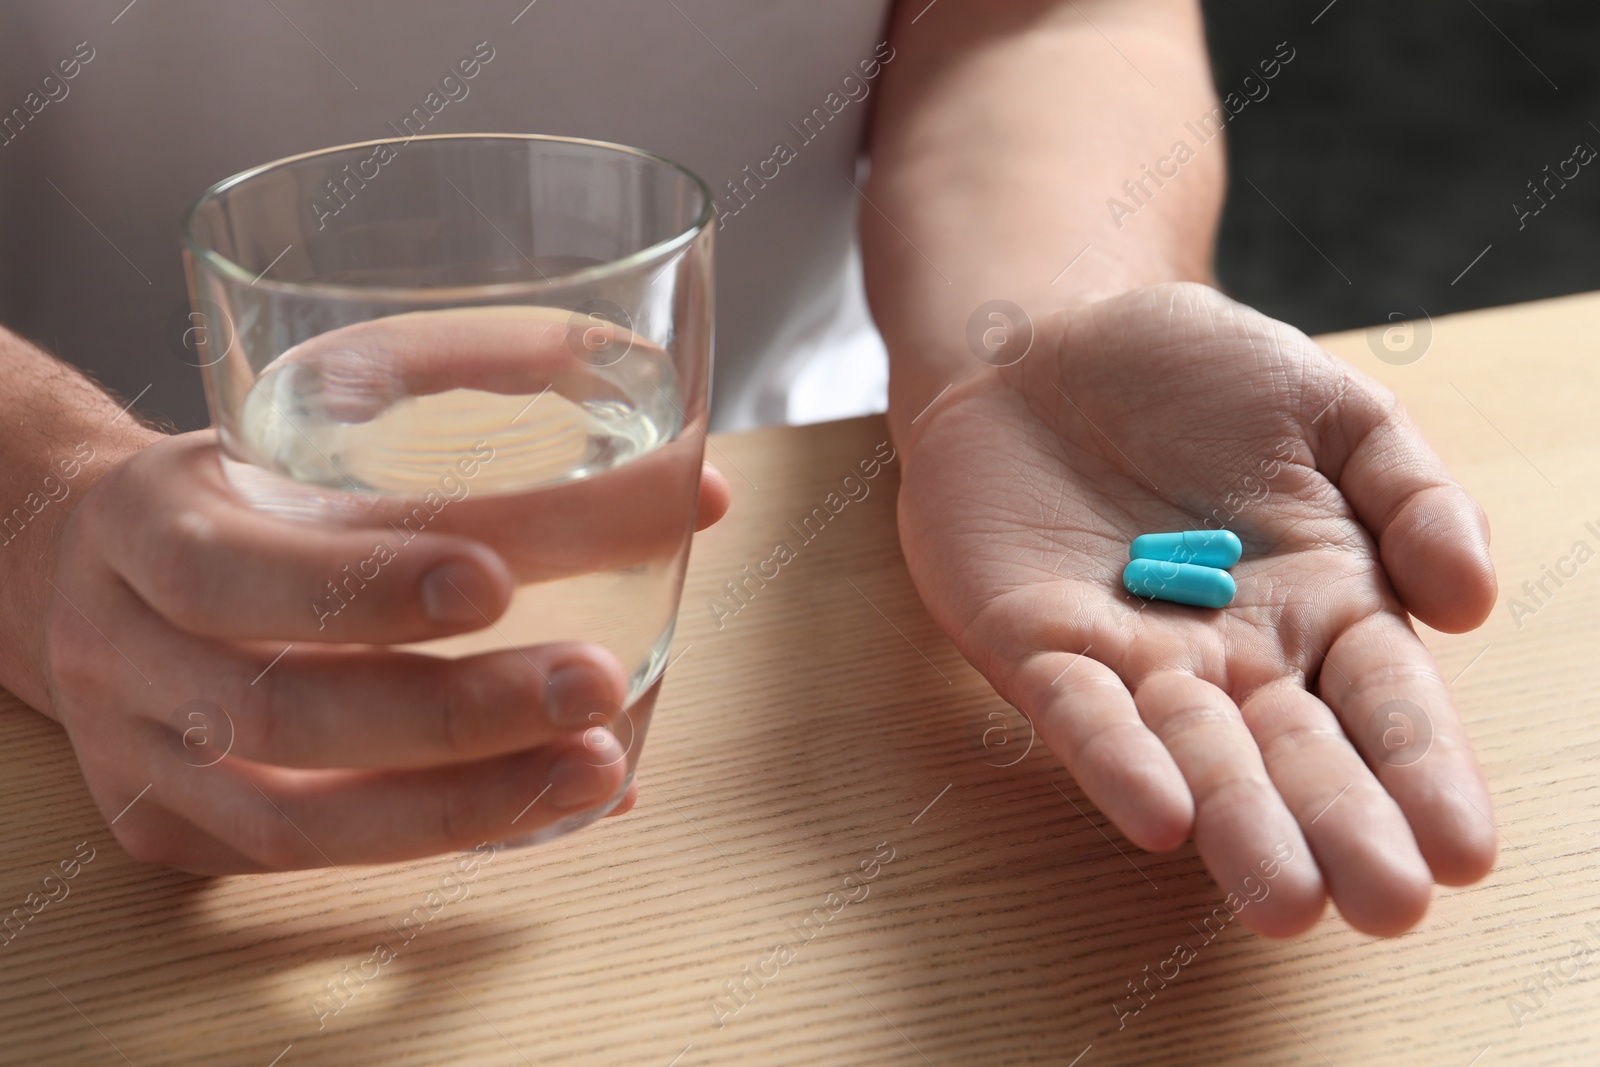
2;293;1598;1066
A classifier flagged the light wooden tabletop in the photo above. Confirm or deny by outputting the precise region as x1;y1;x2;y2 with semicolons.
2;292;1598;1066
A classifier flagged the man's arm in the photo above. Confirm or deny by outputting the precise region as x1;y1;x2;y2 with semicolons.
856;0;1500;939
0;329;160;712
863;0;1224;445
0;316;741;870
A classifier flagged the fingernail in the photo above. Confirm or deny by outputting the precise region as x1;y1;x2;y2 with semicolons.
419;561;487;625
546;663;610;730
546;743;621;810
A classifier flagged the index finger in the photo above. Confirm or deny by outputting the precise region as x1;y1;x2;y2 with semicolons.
1319;612;1499;886
252;305;652;423
90;432;515;643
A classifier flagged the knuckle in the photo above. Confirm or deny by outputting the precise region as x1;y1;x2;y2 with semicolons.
221;665;285;763
433;780;487;847
71;460;124;536
1257;719;1347;764
438;658;526;761
1294;782;1382;829
439;666;485;759
1076;718;1150;767
141;510;218;627
1196;774;1275;819
1158;701;1243;744
42;598;105;700
58;477;105;557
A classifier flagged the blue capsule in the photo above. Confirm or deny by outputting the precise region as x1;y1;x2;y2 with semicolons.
1129;530;1242;570
1122;558;1236;609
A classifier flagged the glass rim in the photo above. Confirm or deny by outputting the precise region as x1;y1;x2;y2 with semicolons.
181;132;715;302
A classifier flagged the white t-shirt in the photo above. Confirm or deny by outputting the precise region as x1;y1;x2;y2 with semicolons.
0;0;890;431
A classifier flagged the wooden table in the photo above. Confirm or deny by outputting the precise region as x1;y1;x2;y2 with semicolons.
2;293;1598;1066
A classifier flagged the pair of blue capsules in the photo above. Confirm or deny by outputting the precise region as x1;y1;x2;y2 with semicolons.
1121;530;1242;609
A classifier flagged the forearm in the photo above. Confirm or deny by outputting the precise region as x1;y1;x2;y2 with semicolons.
863;0;1225;447
0;327;160;711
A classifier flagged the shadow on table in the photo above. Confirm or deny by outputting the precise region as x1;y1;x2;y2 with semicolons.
695;559;1335;1066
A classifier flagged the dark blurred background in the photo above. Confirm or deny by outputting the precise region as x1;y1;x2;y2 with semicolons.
1201;0;1600;334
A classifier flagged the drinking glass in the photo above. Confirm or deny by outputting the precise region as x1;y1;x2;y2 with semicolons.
181;134;714;846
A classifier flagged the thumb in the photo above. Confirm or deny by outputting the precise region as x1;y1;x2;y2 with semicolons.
1310;364;1496;633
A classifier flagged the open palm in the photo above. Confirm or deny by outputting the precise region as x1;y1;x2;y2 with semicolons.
898;283;1498;936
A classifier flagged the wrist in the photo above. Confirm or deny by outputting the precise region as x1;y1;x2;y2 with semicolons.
0;422;161;716
881;257;1219;448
